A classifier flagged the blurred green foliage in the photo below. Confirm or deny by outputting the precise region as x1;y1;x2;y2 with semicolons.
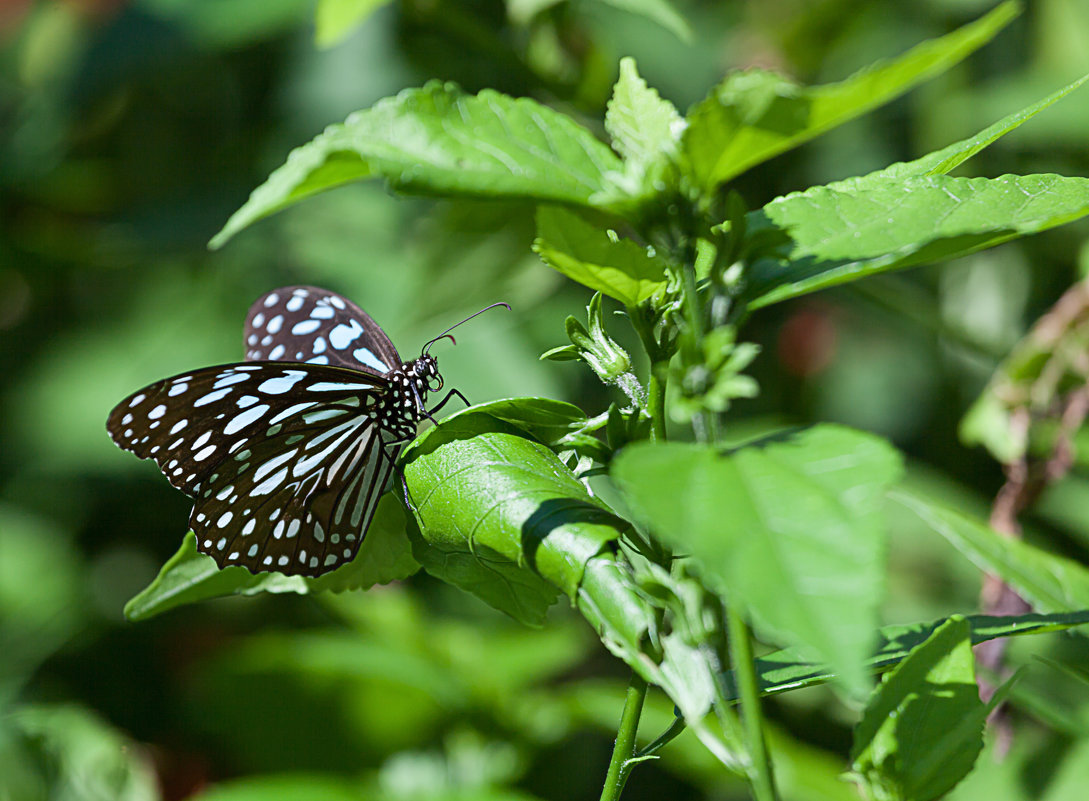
3;1;1089;799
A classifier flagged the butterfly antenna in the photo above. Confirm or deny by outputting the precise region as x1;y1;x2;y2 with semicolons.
422;302;511;355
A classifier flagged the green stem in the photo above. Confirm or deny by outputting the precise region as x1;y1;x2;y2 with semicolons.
599;671;649;801
647;370;666;443
636;716;686;758
727;606;778;801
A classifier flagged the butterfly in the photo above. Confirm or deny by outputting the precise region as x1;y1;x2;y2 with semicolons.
107;285;505;577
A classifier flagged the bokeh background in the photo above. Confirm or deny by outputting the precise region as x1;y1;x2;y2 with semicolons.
4;1;1089;799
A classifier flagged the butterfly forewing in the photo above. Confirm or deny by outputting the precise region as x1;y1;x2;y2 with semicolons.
244;286;401;375
107;361;403;575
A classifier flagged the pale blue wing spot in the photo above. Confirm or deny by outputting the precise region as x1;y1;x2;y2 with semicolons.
329;320;363;349
292;319;322;335
352;347;390;373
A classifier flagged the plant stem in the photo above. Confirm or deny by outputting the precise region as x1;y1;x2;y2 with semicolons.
727;606;778;801
599;671;649;801
647;370;666;443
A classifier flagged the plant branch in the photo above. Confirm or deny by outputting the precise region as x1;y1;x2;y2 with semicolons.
599;671;649;801
727;606;778;801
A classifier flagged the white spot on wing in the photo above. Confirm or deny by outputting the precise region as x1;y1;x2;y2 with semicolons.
291;319;321;335
194;388;232;407
148;404;166;419
352;347;389;373
224;404;269;435
263;293;279;307
258;372;306;394
329;320;363;349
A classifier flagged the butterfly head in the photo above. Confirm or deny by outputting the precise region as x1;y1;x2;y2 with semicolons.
412;353;443;393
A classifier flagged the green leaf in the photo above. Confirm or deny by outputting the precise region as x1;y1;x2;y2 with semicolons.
314;0;391;48
533;205;668;306
462;396;590;446
594;0;692;43
723;610;1089;698
0;704;160;801
605;57;683;194
613;424;904;697
829;73;1089;192
193;774;362;801
892;489;1089;613
402;409;626;625
746;173;1089;309
848;617;998;801
124;494;418;621
211;82;626;248
680;2;1017;192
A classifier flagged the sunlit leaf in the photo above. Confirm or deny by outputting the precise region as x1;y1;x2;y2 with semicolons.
124;494;418;621
402;409;625;625
746;173;1089;309
314;0;391;48
680;2;1017;192
829;73;1089;192
211;83;626;248
605;57;683;196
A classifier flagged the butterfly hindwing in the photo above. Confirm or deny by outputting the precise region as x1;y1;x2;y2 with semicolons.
244;286;401;376
189;414;399;576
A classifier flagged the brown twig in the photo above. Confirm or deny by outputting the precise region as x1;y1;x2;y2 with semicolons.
975;282;1089;757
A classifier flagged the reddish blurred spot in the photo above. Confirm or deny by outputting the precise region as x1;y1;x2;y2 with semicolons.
0;0;32;37
146;743;212;801
778;306;838;377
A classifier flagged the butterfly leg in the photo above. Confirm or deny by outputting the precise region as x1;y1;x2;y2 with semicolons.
427;388;471;417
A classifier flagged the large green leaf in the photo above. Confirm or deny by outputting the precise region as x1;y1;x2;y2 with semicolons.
613;424;904;697
892;489;1089;613
211;82;626;248
533;206;669;306
745;173;1089;309
848;617;1001;801
124;494;418;621
402;410;625;625
721;610;1089;698
679;2;1017;192
828;73;1089;192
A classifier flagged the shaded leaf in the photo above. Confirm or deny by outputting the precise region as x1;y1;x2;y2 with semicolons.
722;610;1089;698
594;0;691;43
0;705;159;801
613;424;903;697
892;489;1089;613
848;617;999;801
534;205;668;305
